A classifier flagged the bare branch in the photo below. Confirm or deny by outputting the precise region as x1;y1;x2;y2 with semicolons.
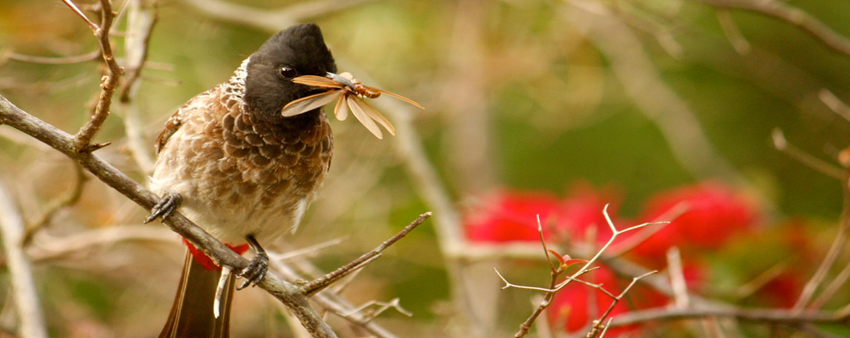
716;9;751;55
772;128;843;180
819;89;850;124
667;247;690;309
62;0;98;30
695;0;850;57
23;163;87;245
302;212;430;296
342;298;413;321
0;181;48;338
4;50;100;65
73;0;125;152
116;0;159;173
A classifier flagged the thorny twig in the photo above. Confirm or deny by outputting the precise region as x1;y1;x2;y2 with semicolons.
499;205;666;338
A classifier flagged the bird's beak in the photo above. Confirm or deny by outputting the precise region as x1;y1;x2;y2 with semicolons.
325;72;357;91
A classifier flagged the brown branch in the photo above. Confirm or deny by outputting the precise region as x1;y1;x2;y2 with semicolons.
772;129;843;180
22;163;87;245
0;95;338;338
695;0;850;57
73;0;124;152
302;212;431;296
793;164;850;311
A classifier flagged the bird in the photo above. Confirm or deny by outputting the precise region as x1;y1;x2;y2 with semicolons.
145;23;337;337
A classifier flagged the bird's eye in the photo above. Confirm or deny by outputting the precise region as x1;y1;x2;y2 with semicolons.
279;66;298;79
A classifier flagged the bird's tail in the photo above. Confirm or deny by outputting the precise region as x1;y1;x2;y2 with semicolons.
158;249;235;338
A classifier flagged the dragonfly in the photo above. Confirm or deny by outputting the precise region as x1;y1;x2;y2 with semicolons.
281;72;424;139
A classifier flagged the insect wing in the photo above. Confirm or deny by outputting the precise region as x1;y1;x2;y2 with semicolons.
281;90;342;117
355;96;396;136
334;93;349;121
292;75;346;89
347;95;383;139
362;85;424;109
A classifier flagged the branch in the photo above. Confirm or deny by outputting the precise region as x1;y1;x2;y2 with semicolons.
23;163;87;245
0;181;48;338
3;50;100;65
0;95;337;338
179;0;379;32
772;128;843;180
117;0;159;173
302;212;431;295
694;0;850;57
72;0;124;152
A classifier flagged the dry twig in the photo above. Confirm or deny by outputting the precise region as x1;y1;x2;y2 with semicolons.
695;0;850;57
69;0;124;152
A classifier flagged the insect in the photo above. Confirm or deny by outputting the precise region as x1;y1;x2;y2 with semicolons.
281;72;424;139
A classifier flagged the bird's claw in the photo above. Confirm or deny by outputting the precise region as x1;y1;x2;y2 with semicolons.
145;193;183;223
237;251;268;290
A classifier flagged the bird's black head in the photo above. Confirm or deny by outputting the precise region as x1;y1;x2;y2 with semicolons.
244;24;337;123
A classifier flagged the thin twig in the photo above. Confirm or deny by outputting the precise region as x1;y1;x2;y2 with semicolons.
694;0;850;57
117;0;158;173
0;181;48;338
772;128;843;179
716;9;751;55
22;163;87;245
342;298;413;320
793;165;850;311
666;247;690;309
609;202;689;257
818;89;850;124
301;212;431;296
5;50;101;65
73;0;124;152
809;260;850;310
61;0;98;30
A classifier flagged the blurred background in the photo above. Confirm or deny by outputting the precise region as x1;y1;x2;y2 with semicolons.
1;0;850;337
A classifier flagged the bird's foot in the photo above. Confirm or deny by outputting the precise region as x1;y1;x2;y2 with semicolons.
144;193;183;223
237;235;268;290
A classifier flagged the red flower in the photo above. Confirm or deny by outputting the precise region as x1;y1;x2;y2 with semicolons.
465;190;560;243
631;182;759;261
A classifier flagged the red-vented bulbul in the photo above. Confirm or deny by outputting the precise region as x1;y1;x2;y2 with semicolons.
145;24;336;338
